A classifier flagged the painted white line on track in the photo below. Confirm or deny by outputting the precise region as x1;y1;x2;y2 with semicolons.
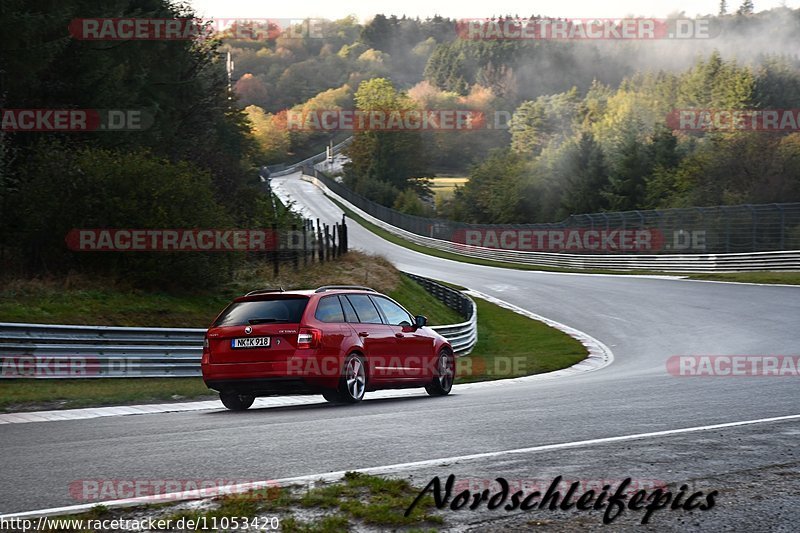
4;413;799;520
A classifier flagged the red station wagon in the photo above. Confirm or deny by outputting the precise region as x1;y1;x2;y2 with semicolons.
201;286;455;410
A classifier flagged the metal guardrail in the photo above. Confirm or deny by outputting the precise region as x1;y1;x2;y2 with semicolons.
0;276;477;379
266;137;353;178
306;169;800;259
302;173;800;272
404;273;478;355
0;323;204;378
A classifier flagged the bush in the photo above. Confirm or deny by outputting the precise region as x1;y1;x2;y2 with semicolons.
6;141;240;289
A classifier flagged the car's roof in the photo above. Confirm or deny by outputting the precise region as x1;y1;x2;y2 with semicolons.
234;288;379;302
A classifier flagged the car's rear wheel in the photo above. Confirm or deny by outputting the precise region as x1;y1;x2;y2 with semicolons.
425;349;454;396
220;392;255;411
324;353;367;404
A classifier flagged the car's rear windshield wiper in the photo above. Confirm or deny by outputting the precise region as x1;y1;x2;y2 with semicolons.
247;318;291;324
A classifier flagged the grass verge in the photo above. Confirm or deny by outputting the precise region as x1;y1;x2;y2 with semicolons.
329;196;800;285
685;271;800;285
48;472;442;533
458;298;586;383
0;253;458;328
0;378;214;412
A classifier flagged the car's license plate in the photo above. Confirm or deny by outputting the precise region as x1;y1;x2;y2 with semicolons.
231;337;271;349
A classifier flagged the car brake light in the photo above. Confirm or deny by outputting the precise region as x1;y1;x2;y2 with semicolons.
202;336;210;364
297;328;322;349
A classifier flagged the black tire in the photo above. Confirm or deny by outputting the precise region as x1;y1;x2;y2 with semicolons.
425;349;454;396
321;390;343;403
220;392;255;411
327;353;367;403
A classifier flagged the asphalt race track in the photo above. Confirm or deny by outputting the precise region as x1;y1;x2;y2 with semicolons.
1;173;798;530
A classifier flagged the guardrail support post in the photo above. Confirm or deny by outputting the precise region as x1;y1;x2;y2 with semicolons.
317;220;324;263
291;223;298;269
271;223;279;276
302;220;308;266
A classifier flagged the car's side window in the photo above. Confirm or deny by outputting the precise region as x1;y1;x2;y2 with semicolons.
338;295;360;323
345;294;383;324
315;295;345;323
371;296;413;326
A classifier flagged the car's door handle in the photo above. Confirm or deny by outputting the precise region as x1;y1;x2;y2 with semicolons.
358;331;369;337
395;333;404;338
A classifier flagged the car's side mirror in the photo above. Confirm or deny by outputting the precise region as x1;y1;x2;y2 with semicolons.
414;315;427;329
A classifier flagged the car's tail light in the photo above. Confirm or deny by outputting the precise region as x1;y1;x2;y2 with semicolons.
297;328;322;349
201;336;210;364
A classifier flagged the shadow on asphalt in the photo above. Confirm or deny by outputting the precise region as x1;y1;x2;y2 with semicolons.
201;393;457;415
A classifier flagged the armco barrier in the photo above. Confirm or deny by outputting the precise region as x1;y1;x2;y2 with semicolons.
307;170;800;256
0;277;477;379
0;323;204;378
266;137;352;178
403;273;477;355
300;173;800;272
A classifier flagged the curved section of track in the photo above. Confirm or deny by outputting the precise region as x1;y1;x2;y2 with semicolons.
1;173;798;523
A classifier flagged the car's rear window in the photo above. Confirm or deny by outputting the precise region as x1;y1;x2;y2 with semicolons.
213;297;309;327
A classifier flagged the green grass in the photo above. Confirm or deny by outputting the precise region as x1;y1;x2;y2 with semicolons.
428;175;468;202
687;271;800;285
332;196;800;284
0;287;230;328
164;486;292;528
90;472;442;533
0;378;214;412
459;298;587;383
296;471;442;527
391;276;463;325
0;254;459;328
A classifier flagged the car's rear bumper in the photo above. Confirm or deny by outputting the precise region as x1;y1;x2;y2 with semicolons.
204;377;324;396
202;355;342;394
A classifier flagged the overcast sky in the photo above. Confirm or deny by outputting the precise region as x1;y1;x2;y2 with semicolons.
189;0;796;21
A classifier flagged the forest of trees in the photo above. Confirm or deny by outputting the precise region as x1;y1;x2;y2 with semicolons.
4;2;800;288
227;6;800;223
445;52;800;224
0;0;297;288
